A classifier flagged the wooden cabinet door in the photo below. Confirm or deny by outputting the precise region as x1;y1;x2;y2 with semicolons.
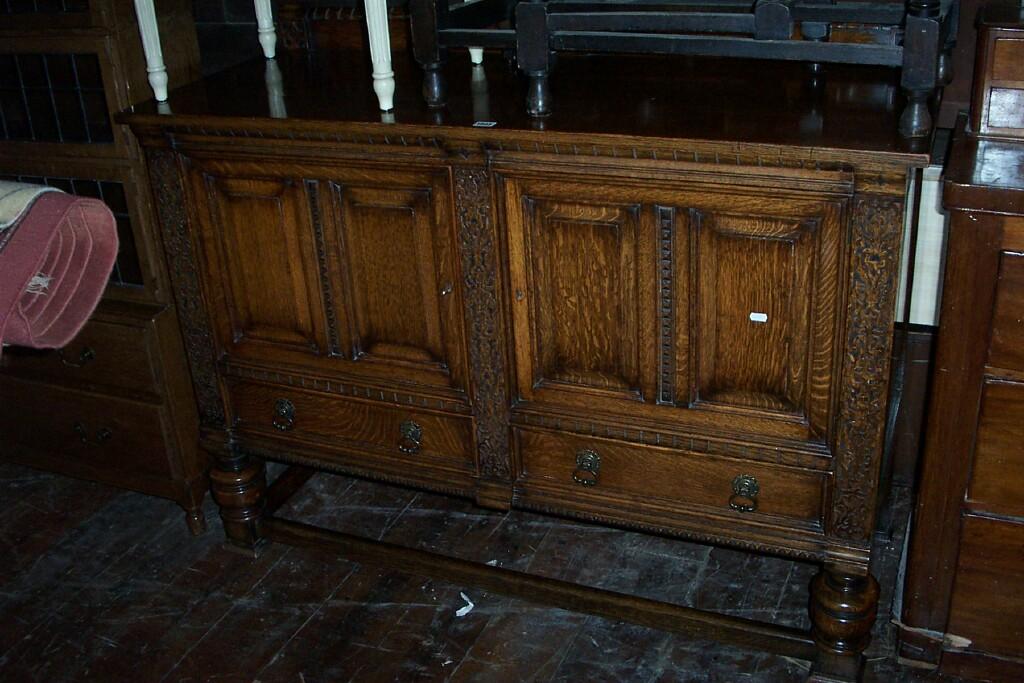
186;158;467;398
500;167;850;444
326;169;468;393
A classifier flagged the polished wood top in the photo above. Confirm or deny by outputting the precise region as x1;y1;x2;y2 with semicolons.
978;0;1024;29
124;47;929;165
945;117;1024;213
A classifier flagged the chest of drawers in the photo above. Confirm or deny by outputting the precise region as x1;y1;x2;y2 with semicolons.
0;0;207;533
125;49;926;681
899;4;1024;678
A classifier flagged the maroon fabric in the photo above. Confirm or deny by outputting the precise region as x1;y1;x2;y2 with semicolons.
0;192;118;353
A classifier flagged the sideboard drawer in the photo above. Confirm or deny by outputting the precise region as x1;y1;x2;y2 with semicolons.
515;427;826;527
227;381;475;471
990;252;1024;372
0;316;157;396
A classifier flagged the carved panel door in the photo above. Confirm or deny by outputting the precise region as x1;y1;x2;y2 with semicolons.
500;167;851;445
186;157;468;398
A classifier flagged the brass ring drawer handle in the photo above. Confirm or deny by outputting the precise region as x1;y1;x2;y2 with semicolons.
398;420;423;454
572;448;601;487
272;398;295;431
59;346;96;368
729;474;759;513
74;422;112;446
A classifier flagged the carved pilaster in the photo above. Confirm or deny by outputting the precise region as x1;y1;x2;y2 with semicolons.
454;166;512;482
146;149;226;428
830;195;904;541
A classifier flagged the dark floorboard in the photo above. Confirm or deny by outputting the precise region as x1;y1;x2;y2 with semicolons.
0;462;957;682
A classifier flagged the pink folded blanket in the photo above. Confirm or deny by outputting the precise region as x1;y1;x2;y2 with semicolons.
0;186;119;354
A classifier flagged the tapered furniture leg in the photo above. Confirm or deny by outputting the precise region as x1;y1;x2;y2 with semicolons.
899;90;932;139
210;449;266;555
254;0;277;59
525;73;550;117
364;0;395;111
183;505;207;536
132;0;168;101
808;565;879;682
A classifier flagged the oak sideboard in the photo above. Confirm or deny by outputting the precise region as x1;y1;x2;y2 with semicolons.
124;48;929;682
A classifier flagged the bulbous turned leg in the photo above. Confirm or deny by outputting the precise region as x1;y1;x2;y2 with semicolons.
210;449;266;556
899;90;933;138
525;72;551;117
422;62;447;108
808;565;879;682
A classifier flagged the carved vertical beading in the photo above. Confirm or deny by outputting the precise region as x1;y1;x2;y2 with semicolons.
657;206;675;405
147;149;226;428
454;167;512;480
306;180;341;356
830;195;904;541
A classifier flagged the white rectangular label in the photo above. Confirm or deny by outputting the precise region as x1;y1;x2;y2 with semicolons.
749;312;768;323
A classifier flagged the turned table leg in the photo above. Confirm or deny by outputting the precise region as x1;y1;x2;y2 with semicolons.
364;0;395;111
808;565;880;682
409;0;447;107
516;1;551;117
898;0;941;138
132;0;168;101
254;0;277;60
210;449;267;555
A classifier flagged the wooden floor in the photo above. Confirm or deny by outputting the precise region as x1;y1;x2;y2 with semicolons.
0;461;955;682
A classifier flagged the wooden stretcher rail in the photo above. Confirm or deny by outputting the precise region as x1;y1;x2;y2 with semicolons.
261;514;819;662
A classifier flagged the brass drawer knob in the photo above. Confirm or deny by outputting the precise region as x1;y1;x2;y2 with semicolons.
74;422;112;446
59;346;95;368
398;420;423;454
573;448;601;487
272;398;295;431
729;474;760;513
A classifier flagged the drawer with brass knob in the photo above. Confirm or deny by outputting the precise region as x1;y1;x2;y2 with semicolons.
226;380;475;475
514;427;827;531
0;311;161;398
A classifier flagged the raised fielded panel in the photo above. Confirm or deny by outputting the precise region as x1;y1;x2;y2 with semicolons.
197;173;328;357
186;158;468;398
329;172;468;393
691;200;844;441
516;195;649;405
501;170;848;445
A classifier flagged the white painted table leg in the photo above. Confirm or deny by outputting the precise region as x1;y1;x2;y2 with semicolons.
471;64;490;122
254;0;277;59
469;47;484;65
132;0;168;101
364;0;395;111
265;59;287;119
